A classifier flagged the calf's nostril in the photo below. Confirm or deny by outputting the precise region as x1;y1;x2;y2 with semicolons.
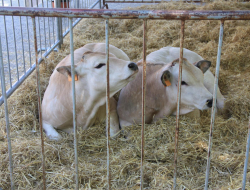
207;99;213;108
128;62;138;71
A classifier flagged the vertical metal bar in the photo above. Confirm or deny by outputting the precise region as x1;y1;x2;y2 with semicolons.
105;19;111;190
56;0;61;48
0;29;15;190
51;0;56;44
204;20;224;190
141;19;147;190
17;0;26;74
2;0;12;88
52;17;56;44
9;0;20;80
56;0;63;49
242;118;250;190
77;0;80;8
46;0;52;48
66;0;69;34
69;18;79;190
62;0;65;34
32;17;46;190
24;0;32;69
41;0;47;53
99;0;101;9
173;19;185;190
36;0;42;59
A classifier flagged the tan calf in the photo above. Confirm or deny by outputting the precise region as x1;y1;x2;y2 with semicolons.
42;43;138;140
117;58;213;127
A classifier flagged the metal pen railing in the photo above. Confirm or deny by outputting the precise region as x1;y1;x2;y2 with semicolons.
0;7;250;190
105;18;111;189
0;29;14;190
173;19;185;190
32;16;46;190
204;20;224;190
141;19;147;190
0;0;100;105
69;17;79;190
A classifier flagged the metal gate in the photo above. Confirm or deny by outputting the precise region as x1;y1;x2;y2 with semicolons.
0;0;101;105
0;6;250;190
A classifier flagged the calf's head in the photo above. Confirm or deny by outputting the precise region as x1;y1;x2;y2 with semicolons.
57;51;138;97
161;58;213;114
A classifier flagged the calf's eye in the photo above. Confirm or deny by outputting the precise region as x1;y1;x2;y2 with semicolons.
95;63;106;69
181;81;188;85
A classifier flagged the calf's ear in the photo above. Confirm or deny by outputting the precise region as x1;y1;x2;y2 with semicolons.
195;60;211;73
161;70;172;87
57;66;78;81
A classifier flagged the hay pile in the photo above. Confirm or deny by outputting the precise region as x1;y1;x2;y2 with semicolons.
1;1;250;189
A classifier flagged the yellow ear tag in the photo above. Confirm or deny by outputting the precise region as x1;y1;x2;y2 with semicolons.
68;75;78;81
165;80;171;87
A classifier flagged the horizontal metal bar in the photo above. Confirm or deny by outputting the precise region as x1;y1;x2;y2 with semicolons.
104;0;202;3
0;40;61;106
1;7;250;20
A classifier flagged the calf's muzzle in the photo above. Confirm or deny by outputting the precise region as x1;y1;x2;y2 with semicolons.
128;62;138;71
206;99;213;108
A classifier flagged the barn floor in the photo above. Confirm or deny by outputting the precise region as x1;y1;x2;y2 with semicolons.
1;1;250;189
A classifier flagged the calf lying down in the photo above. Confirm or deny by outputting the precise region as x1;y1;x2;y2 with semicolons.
42;43;138;140
117;58;213;127
142;46;225;110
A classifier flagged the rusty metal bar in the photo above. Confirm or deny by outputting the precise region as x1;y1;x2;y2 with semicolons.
36;0;42;60
0;26;14;190
141;19;147;190
105;19;111;190
173;19;185;190
104;0;202;2
242;118;250;190
1;8;250;20
32;17;46;190
69;18;79;190
204;20;224;190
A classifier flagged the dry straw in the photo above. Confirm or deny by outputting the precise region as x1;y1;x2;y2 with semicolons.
1;1;250;189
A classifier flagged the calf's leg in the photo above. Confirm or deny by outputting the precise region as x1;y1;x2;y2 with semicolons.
43;122;62;141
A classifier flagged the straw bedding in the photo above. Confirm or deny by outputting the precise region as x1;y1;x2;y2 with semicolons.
1;1;250;189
